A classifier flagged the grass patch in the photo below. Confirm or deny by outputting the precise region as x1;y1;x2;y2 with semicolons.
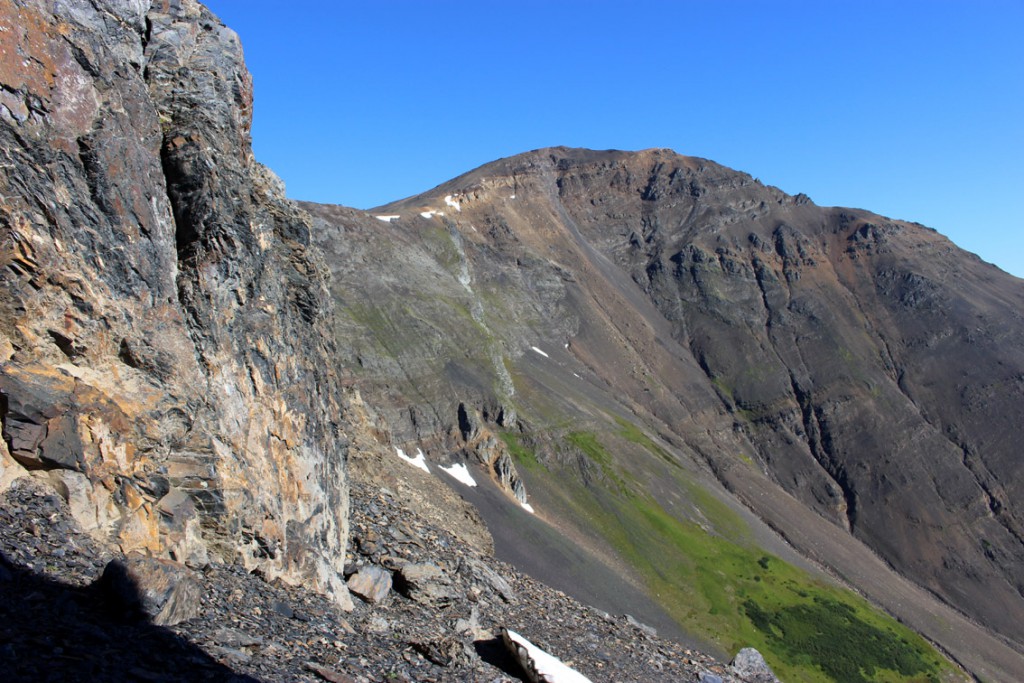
499;432;542;471
743;595;941;683
554;447;957;683
566;431;631;493
613;416;679;468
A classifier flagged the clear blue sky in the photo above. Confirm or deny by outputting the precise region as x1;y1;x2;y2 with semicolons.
204;1;1024;278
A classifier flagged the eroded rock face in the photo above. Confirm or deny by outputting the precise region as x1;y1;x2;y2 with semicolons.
0;0;349;604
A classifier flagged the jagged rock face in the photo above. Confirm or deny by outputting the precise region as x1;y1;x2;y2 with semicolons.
308;147;1024;645
0;0;349;603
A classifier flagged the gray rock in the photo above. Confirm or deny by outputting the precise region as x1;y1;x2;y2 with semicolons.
346;565;392;604
410;636;465;667
366;615;391;633
399;561;444;583
0;0;349;604
729;647;779;682
207;645;251;665
625;614;657;638
396;562;458;607
461;557;516;603
212;627;264;649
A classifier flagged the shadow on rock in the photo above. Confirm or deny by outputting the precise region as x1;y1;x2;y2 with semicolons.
0;552;257;683
473;635;529;681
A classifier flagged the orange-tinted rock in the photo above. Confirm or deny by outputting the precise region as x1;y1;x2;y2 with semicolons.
1;0;349;606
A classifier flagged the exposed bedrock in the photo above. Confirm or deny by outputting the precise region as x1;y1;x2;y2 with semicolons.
1;0;350;605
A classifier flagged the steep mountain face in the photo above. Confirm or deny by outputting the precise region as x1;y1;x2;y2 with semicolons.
305;147;1024;678
526;148;1024;621
1;0;350;602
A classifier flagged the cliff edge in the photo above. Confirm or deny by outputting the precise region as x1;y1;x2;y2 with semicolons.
1;0;350;604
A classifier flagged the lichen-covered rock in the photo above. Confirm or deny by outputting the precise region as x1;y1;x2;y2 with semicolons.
729;648;779;683
0;0;349;605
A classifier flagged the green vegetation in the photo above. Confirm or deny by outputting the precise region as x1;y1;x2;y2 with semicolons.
736;451;757;467
499;432;542;470
553;430;957;683
566;431;631;492
711;375;733;399
613;416;679;468
743;595;939;683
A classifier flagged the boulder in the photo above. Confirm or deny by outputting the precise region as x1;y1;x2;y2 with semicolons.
98;552;202;626
729;647;779;683
346;565;392;604
396;562;459;607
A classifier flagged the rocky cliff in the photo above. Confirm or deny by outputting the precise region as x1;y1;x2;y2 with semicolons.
1;0;349;603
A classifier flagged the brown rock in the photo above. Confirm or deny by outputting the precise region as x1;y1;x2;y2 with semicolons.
98;552;202;626
0;0;350;603
345;565;392;604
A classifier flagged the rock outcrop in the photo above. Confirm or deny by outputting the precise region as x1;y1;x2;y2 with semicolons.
1;0;349;603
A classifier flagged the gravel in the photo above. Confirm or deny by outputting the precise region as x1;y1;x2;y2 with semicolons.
0;475;769;682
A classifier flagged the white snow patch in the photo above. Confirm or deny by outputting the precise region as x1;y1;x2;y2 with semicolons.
375;215;400;222
521;502;535;514
530;346;549;358
564;342;569;349
572;372;582;379
440;462;477;487
509;194;516;199
503;629;591;682
395;447;429;473
419;210;437;219
444;195;461;212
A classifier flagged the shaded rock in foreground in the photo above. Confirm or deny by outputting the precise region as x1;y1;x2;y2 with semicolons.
97;552;202;626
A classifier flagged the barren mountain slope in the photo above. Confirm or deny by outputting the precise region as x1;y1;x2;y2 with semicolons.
306;147;1024;680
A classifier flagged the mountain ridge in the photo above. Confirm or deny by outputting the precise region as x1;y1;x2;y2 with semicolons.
306;144;1024;680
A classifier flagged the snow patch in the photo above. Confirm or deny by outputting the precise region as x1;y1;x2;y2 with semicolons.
509;194;516;199
530;346;549;358
375;215;400;222
440;462;477;487
444;195;461;212
503;629;591;682
420;210;437;219
395;447;429;473
521;502;535;514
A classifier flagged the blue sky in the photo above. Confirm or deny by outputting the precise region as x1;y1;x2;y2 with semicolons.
203;1;1024;278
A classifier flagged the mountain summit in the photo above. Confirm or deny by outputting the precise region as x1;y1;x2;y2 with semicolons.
307;145;1024;679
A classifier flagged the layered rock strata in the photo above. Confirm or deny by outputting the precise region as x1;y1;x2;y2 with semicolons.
0;0;349;603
